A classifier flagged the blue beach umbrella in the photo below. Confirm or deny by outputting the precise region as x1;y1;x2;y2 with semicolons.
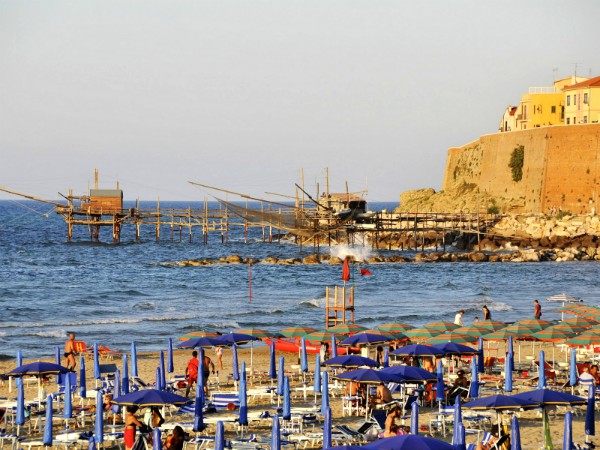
214;421;225;450
232;344;240;383
510;415;522;450
508;336;514;368
215;332;257;346
324;355;379;368
153;428;162;450
269;341;276;380
112;389;189;407
314;357;321;399
380;365;438;383
362;434;455;450
538;350;546;389
383;346;389;368
505;353;513;393
112;368;121;414
301;337;309;373
563;411;574;450
410;401;418;435
239;361;248;428
331;334;338;358
477;337;484;374
193;380;205;432
64;371;73;420
322;371;329;415
340;332;393;346
283;376;291;420
79;355;87;399
9;361;70;377
155;366;162;391
392;344;444;357
88;437;96;450
55;346;63;385
452;395;462;446
122;353;129;394
569;349;578;391
464;394;537;410
586;384;596;441
168;338;174;374
277;356;284;396
43;395;53;445
159;351;166;390
336;368;395;384
131;341;138;378
15;381;25;430
177;337;221;349
16;350;23;387
435;360;445;404
198;348;205;397
95;390;104;445
323;406;332;448
455;422;466;450
469;357;479;398
271;414;281;450
93;343;101;380
432;343;477;356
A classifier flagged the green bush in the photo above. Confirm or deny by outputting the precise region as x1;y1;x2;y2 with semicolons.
487;205;500;214
508;145;525;182
556;210;571;220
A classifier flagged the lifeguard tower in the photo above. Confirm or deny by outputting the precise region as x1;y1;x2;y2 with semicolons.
325;285;355;328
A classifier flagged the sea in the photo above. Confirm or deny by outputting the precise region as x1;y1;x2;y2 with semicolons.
1;200;600;361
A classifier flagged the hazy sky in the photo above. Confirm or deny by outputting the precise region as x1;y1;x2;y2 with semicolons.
1;1;599;203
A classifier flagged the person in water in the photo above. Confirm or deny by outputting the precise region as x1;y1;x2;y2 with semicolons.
534;299;542;319
64;332;77;371
482;305;491;320
124;406;144;450
454;310;465;326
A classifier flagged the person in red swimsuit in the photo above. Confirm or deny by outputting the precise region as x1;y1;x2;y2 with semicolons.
124;406;143;450
185;351;199;397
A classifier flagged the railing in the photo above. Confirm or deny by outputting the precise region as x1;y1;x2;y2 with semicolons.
528;86;559;94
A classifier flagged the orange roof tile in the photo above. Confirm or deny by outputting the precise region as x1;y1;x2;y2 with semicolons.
563;75;600;90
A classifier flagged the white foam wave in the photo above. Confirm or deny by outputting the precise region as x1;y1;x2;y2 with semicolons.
300;298;326;308
329;244;373;262
7;318;142;329
0;331;7;337
28;330;67;338
209;321;240;330
488;302;512;311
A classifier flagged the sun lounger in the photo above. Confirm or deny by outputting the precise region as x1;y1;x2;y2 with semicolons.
333;422;374;443
210;392;240;409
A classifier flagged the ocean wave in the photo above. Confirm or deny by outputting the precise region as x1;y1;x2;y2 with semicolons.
134;302;156;310
330;244;373;262
299;298;325;308
488;302;512;311
207;321;240;330
24;329;67;338
1;317;142;329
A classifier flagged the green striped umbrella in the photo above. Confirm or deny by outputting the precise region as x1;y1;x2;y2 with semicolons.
502;324;537;339
562;316;600;327
237;328;273;339
454;325;490;338
178;330;220;341
305;330;336;342
426;332;474;345
483;329;519;341
566;331;600;347
514;319;552;332
532;328;575;342
328;324;367;335
364;329;408;340
551;323;587;334
377;323;415;332
475;320;507;331
405;327;440;339
422;321;461;332
280;326;317;338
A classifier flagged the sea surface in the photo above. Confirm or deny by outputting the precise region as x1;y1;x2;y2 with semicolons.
1;200;600;361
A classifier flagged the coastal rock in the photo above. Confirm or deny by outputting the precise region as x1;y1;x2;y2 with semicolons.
302;254;321;264
368;256;385;263
262;256;279;264
328;256;343;265
468;252;487;262
225;255;243;264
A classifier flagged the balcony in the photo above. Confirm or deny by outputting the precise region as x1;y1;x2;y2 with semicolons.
528;86;559;94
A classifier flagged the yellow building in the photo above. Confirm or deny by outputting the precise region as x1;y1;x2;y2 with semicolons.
563;75;600;125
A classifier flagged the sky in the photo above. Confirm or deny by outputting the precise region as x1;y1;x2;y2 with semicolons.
1;1;599;203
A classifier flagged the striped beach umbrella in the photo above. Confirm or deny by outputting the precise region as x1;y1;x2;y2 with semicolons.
178;331;221;341
562;316;599;328
280;326;316;338
306;330;337;342
405;327;440;339
454;325;490;338
475;320;506;331
514;319;552;332
427;332;473;345
423;321;461;332
532;328;574;342
363;329;408;340
236;328;273;338
328;324;367;335
377;322;415;332
567;331;600;347
552;323;587;334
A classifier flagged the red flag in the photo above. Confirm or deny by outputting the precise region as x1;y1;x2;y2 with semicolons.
341;257;351;281
360;268;372;276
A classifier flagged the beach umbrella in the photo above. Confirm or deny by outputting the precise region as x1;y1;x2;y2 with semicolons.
239;362;248;429
476;321;506;331
113;369;121;408
586;384;596;443
155;367;161;392
167;338;174;374
510;415;522;450
283;376;291;420
563;316;599;327
435;360;445;404
427;332;473;345
159;351;166;390
547;293;583;321
377;323;414;332
322;371;329;415
469;358;479;398
423;321;460;332
551;323;584;335
380;365;437;383
464;395;538;437
15;381;25;433
477;337;484;374
306;330;336;341
122;353;129;394
214;421;225;450
452;395;463;446
432;342;477;356
361;434;455;450
538;350;546;389
330;333;338;358
507;336;514;367
566;331;600;347
512;388;586;406
339;332;393;347
95;390;104;446
93;343;101;380
336;368;395;385
178;330;220;341
63;371;73;420
271;414;281;450
410;401;418;435
454;324;490;338
515;319;551;332
329;323;368;335
392;344;444;358
383;346;389;368
563;411;574;450
193;378;205;432
323;406;332;448
504;353;513;393
455;422;466;450
177;336;221;348
314;356;321;400
269;341;276;381
405;328;440;339
198;348;205;396
280;326;316;338
15;350;23;389
112;389;189;407
9;361;71;410
569;349;578;392
215;332;258;346
79;355;87;399
324;355;379;368
43;395;53;445
232;344;240;384
237;327;272;338
300;337;309;372
277;356;284;397
131;341;138;378
363;329;408;340
153;428;162;450
55;346;63;386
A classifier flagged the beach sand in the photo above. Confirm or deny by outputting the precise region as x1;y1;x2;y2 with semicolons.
0;340;595;449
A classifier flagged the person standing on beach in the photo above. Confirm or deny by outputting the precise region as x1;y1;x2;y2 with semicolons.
185;351;199;397
64;332;77;371
454;310;465;326
215;347;223;371
482;305;491;321
202;353;216;396
534;300;542;319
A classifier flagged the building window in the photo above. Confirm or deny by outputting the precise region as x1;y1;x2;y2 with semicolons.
574;95;577;105
523;105;527;120
567;118;570;124
584;116;588;123
561;106;564;119
551;106;556;114
584;93;588;104
567;95;571;106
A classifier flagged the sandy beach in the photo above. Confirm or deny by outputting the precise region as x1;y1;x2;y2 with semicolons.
0;337;596;449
